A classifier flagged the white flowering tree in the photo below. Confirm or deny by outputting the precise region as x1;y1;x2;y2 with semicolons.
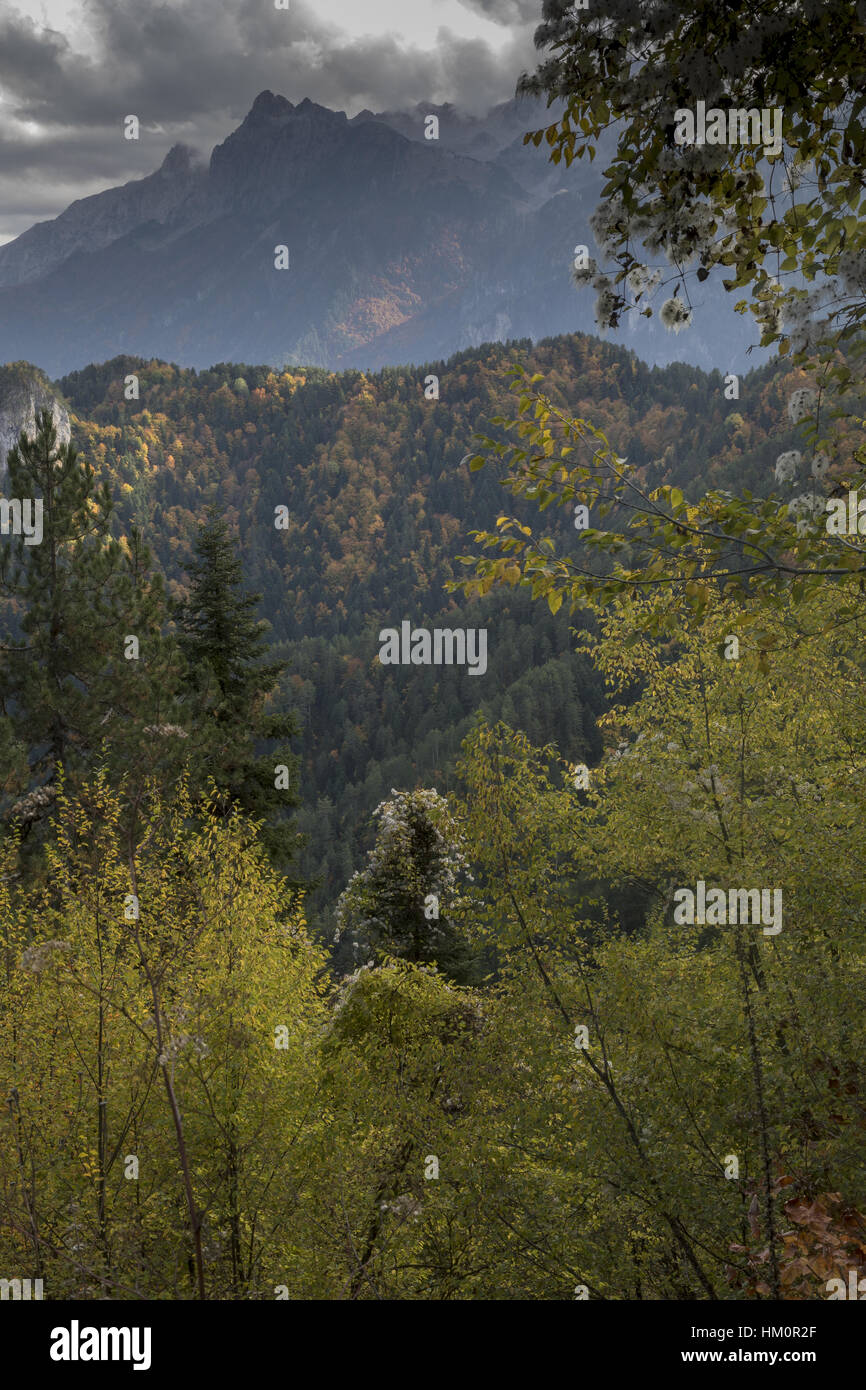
334;789;477;983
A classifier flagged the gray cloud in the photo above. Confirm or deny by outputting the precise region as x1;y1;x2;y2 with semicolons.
456;0;542;23
0;0;538;241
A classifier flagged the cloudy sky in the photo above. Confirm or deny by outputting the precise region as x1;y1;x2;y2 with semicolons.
0;0;541;243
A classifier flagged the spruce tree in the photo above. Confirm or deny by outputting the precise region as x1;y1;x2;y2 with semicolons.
176;509;303;880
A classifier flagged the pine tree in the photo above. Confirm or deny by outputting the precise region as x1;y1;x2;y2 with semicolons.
0;410;186;860
176;509;303;880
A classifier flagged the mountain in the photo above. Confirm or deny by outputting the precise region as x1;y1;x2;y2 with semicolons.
0;145;207;291
350;96;573;196
0;92;767;379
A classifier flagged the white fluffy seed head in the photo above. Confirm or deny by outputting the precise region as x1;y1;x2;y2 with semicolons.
787;491;824;534
787;387;817;424
659;297;692;333
774;450;802;485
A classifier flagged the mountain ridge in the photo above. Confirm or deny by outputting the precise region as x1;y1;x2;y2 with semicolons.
0;91;768;378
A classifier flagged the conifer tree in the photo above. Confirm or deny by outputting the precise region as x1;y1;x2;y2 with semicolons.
335;788;478;984
176;509;303;880
0;410;185;859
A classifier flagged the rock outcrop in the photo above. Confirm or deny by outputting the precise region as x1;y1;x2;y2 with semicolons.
0;363;71;475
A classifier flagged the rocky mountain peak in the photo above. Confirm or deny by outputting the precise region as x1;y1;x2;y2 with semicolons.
229;91;350;140
158;143;204;176
208;91;353;192
247;90;295;122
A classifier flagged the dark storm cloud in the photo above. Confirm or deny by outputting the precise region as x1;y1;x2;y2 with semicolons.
0;0;538;240
321;28;537;115
0;15;67;87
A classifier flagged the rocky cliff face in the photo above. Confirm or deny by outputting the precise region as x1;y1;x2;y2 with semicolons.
0;363;71;475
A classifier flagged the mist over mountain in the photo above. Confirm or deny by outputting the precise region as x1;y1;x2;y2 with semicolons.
0;91;767;379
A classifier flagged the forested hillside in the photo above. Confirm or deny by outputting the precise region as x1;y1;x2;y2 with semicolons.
3;322;865;1299
53;333;805;931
